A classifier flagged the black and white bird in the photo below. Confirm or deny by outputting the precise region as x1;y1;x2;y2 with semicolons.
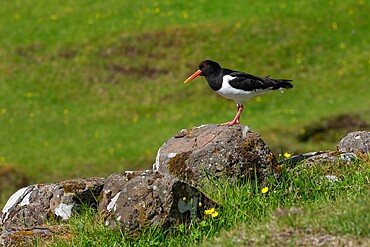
184;60;293;126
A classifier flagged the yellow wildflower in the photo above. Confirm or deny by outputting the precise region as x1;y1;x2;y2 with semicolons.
284;152;292;158
198;202;202;207
204;208;215;215
211;211;218;218
204;207;218;217
261;187;269;194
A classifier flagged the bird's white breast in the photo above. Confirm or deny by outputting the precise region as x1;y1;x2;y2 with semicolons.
216;75;269;104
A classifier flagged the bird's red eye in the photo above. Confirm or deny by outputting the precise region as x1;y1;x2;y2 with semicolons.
203;64;208;68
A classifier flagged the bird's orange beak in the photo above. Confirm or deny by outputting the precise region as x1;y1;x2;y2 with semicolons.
184;69;202;84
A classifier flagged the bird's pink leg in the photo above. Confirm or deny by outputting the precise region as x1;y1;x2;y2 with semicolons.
222;104;244;126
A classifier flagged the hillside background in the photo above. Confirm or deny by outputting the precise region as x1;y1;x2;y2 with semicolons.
0;0;369;207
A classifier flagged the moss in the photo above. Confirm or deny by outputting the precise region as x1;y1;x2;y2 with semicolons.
241;138;259;164
61;181;85;193
241;133;259;153
9;229;35;244
168;152;194;181
96;190;105;207
135;204;149;228
239;133;277;184
241;133;263;153
174;128;192;138
267;154;276;164
125;172;137;181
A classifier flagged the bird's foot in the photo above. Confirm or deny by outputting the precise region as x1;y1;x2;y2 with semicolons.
221;119;240;126
221;104;243;126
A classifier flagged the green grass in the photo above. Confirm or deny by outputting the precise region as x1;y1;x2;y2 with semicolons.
202;193;370;247
1;0;369;185
201;159;370;246
38;155;370;246
0;0;369;243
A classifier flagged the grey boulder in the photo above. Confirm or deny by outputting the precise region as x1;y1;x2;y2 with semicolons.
154;124;277;186
99;170;218;233
1;177;104;229
338;131;370;153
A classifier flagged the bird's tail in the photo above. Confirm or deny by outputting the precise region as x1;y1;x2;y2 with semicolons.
265;76;293;90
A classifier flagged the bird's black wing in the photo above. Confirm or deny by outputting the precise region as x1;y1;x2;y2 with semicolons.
226;70;293;91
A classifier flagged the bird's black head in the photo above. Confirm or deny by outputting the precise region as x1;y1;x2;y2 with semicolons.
198;60;221;77
184;60;221;84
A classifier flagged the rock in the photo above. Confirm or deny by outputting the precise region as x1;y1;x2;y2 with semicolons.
0;125;278;240
281;151;322;164
99;170;219;233
322;175;339;182
284;151;358;165
338;131;370;153
285;151;357;167
153;124;277;186
1;177;104;230
0;225;69;247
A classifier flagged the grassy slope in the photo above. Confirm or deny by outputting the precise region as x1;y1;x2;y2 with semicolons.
0;0;369;211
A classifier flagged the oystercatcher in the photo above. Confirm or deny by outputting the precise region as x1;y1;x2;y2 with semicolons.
184;60;293;126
